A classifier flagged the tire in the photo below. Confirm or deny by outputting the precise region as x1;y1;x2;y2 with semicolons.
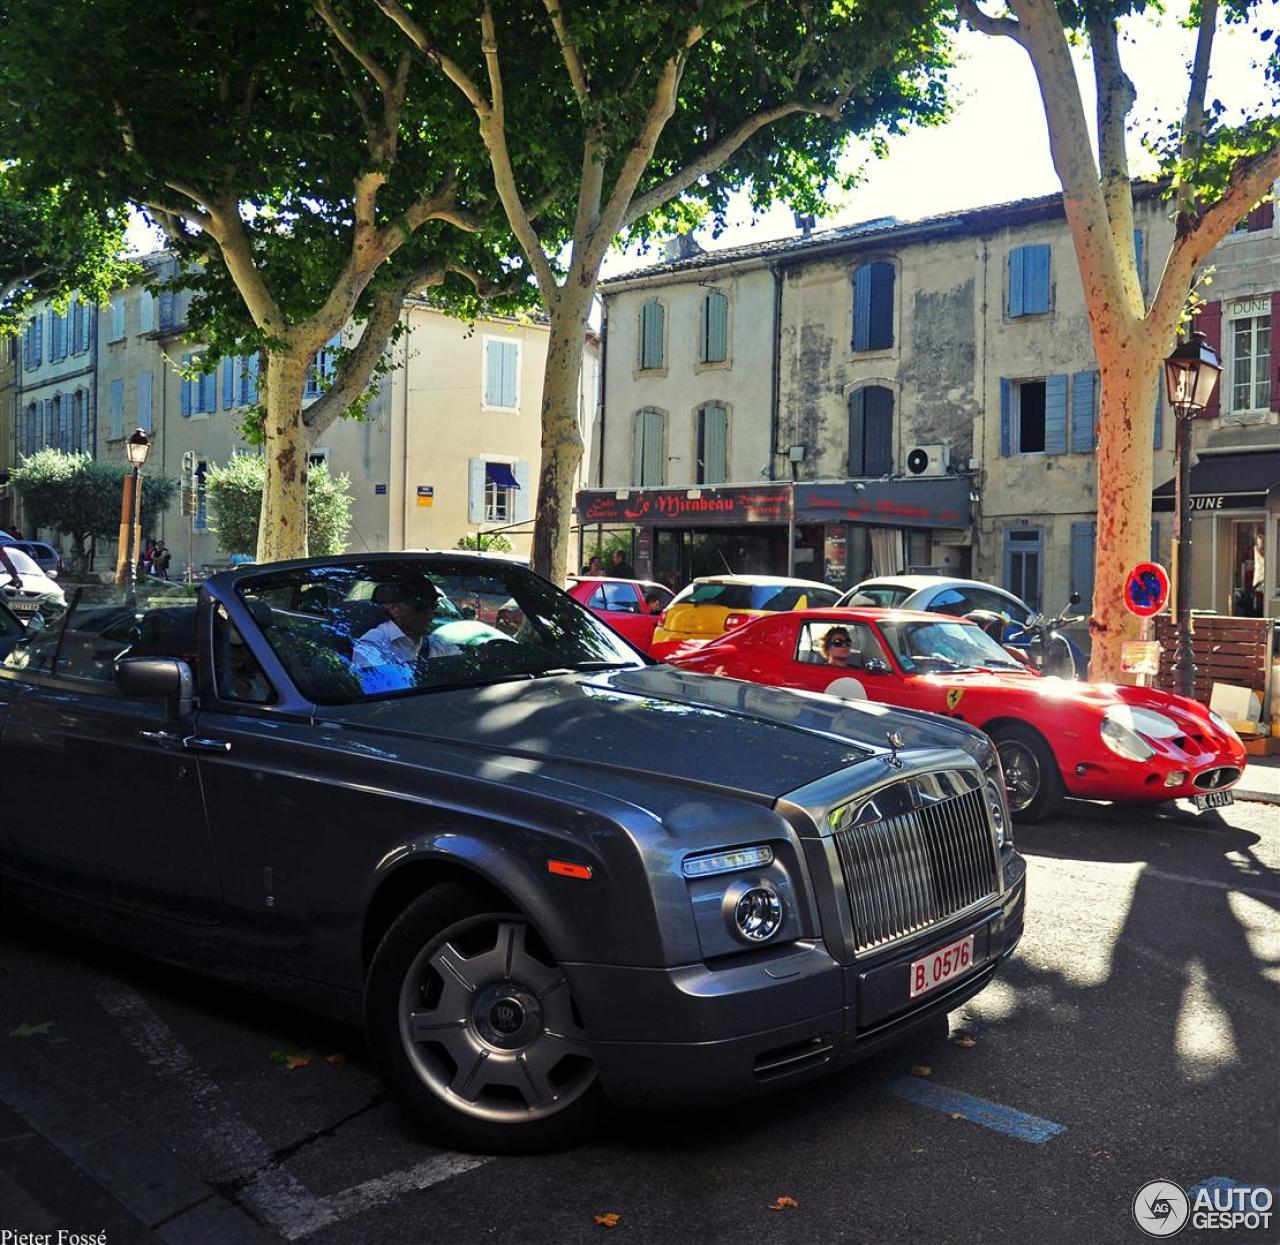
990;723;1063;823
364;884;602;1154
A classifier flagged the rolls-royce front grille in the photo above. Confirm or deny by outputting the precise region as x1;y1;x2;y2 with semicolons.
833;783;1000;954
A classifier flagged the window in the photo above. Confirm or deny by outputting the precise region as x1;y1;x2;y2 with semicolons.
308;449;329;470
181;353;217;416
1008;244;1051;317
1000;375;1067;455
222;354;260;408
1004;527;1043;611
467;458;530;525
72;390;86;451
1070;521;1096;611
139;290;155;334
483;338;519;409
852;261;894;351
848;385;893;476
23;315;42;370
57;396;70;451
700;291;728;364
632;408;665;486
21;403;35;455
696;404;727;485
109;378;124;439
75;298;91;353
138;371;153;432
1228;301;1270;413
110;296;125;341
639;299;664;370
795;621;885;668
194;460;209;531
305;334;342;400
49;309;65;362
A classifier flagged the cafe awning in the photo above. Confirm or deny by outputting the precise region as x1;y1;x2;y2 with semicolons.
486;462;521;490
1152;450;1280;512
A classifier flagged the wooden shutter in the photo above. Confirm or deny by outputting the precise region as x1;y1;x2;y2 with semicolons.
1044;373;1068;453
1192;300;1222;418
640;301;664;369
852;264;873;350
513;461;532;523
999;378;1012;456
1008;248;1025;317
110;379;124;437
1071;370;1097;452
1009;245;1050;316
180;354;193;417
848;389;866;475
864;386;894;475
79;300;91;352
244;353;260;404
1272;292;1280;411
702;292;727;363
139;290;154;334
484;341;502;405
468;457;486;523
501;341;518;407
1070;521;1096;608
634;409;663;485
111;297;124;340
699;404;727;484
199;369;215;413
33;314;41;366
138;371;153;432
1247;202;1274;232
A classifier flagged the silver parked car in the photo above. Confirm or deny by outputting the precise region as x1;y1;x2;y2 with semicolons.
0;545;66;624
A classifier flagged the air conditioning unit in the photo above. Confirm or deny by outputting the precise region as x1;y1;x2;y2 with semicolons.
904;443;951;478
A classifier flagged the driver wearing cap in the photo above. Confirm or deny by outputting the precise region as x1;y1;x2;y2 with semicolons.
353;581;460;685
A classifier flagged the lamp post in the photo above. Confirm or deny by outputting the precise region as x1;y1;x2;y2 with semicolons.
1163;332;1221;700
114;428;152;594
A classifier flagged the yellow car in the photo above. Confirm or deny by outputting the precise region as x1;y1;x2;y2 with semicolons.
650;574;842;658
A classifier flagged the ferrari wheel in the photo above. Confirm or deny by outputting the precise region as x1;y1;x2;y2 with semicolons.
365;884;602;1154
991;723;1062;822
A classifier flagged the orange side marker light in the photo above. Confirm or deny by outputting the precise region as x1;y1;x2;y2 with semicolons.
548;859;593;880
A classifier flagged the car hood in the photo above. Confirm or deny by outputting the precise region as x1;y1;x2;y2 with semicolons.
320;664;987;803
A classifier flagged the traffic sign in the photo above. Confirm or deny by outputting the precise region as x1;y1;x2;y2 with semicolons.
1124;562;1169;617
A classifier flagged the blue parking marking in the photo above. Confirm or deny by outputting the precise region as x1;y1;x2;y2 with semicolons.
1188;1178;1277;1200
889;1078;1066;1143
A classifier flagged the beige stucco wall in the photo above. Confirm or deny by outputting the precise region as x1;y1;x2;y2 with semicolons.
599;264;775;487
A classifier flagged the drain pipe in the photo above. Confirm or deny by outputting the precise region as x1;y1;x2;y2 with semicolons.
768;263;783;481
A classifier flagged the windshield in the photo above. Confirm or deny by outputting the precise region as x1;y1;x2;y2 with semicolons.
840;583;913;608
878;619;1029;673
1;546;44;577
238;557;642;703
679;582;841;611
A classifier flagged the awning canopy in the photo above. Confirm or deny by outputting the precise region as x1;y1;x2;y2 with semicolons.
486;462;520;490
1152;450;1280;512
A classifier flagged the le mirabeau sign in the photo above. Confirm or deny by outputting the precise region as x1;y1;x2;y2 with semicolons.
577;486;793;526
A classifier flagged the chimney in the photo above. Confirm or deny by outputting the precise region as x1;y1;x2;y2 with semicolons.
663;233;703;261
793;212;815;237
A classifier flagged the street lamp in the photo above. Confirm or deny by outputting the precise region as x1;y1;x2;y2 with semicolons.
1163;331;1221;700
115;428;152;594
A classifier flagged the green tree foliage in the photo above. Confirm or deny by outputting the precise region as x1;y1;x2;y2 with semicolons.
206;455;352;557
0;164;136;337
10;449;177;571
0;0;524;562
455;533;514;553
364;0;955;580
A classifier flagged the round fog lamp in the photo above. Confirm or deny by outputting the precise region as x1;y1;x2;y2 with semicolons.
731;885;783;943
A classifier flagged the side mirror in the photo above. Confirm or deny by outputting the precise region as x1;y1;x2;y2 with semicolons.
863;657;891;675
1069;592;1081;606
115;656;195;718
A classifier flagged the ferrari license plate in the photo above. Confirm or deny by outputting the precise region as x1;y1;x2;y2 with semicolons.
909;933;976;999
1193;790;1234;811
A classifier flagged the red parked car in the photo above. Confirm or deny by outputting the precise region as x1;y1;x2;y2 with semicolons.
566;576;673;654
668;606;1247;822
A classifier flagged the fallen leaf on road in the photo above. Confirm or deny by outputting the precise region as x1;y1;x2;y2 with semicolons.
951;1033;976;1048
949;1112;963;1121
324;1053;346;1064
911;1063;932;1077
909;1147;926;1155
769;1196;799;1211
1089;1149;1116;1163
9;1022;52;1039
269;1048;312;1070
594;1213;621;1229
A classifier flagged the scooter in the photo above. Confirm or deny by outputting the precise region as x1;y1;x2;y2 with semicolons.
1004;593;1086;679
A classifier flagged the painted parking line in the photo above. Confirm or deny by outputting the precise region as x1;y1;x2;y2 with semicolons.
888;1078;1066;1143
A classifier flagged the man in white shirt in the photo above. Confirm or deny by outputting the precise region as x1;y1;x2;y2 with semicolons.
352;581;460;690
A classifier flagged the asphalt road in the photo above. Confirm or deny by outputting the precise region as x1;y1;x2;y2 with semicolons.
1;796;1277;1245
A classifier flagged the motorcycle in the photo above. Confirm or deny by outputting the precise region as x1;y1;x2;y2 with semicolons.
1004;593;1086;679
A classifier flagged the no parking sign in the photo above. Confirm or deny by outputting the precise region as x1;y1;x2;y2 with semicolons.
1124;562;1170;617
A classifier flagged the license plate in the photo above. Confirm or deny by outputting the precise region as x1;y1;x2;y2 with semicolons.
1193;790;1234;811
909;933;976;999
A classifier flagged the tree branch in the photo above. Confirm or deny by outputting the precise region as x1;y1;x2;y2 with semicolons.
1176;0;1218;224
956;0;1026;45
544;0;590;107
372;0;491;115
313;0;393;93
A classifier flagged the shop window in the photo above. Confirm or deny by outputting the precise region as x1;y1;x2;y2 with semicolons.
1232;518;1266;616
852;262;894;352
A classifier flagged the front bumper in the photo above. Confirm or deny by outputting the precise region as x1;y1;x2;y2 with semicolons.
1061;750;1246;802
572;850;1025;1109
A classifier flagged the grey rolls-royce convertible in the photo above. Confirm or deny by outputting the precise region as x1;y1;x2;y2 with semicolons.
0;554;1025;1152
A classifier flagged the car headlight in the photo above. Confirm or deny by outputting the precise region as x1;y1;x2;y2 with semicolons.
1208;709;1242;743
725;881;784;943
1099;705;1181;762
682;845;773;878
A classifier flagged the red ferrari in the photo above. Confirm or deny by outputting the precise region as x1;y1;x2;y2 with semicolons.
668;607;1247;822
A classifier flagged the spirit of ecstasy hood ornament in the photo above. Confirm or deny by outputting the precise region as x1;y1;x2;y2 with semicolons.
885;730;905;768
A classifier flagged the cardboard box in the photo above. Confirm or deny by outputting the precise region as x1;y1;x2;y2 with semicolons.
1211;683;1262;723
1243;735;1278;757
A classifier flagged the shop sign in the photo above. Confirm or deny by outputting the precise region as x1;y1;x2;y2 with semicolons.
794;478;971;529
416;485;434;508
576;486;792;526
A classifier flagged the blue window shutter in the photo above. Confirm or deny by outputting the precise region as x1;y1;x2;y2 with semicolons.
244;353;259;404
640;301;663;369
70;299;81;354
1153;380;1163;449
79;300;91;352
1071;370;1097;452
484;341;502;406
34;315;42;366
999;378;1012;456
700;405;727;484
1008;248;1025;317
501;342;518;407
138;371;153;432
1027;245;1050;313
180;354;193;417
223;357;235;408
513;461;532;523
110;379;124;438
1070;521;1096;608
633;409;664;485
1044;373;1068;454
852;264;873;350
864;385;894;475
468;457;486;524
848;389;866;475
1133;229;1144;295
703;292;727;363
199;369;215;413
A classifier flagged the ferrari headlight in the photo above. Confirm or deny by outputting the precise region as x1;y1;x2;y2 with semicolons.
1098;706;1180;762
1208;709;1242;743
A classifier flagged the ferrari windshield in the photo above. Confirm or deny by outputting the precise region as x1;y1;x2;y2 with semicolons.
878;619;1029;673
238;556;642;702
